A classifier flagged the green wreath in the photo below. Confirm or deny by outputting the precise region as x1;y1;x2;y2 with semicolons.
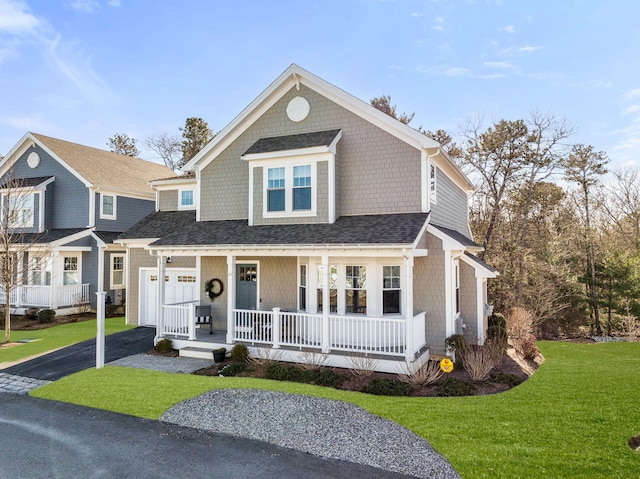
204;278;224;301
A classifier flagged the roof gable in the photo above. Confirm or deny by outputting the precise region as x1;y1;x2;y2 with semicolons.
1;132;176;196
182;64;473;190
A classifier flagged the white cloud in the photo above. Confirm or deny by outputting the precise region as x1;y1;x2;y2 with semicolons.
410;12;422;17
519;45;543;53
68;0;101;13
107;0;121;6
0;0;41;35
625;105;640;114
432;16;445;31
500;45;543;55
499;25;515;33
484;61;513;69
623;88;640;100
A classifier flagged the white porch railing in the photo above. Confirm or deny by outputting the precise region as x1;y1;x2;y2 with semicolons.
0;284;90;308
231;309;426;358
160;301;198;340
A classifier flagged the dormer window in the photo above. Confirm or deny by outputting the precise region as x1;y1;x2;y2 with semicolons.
293;165;311;210
6;193;34;227
100;193;116;220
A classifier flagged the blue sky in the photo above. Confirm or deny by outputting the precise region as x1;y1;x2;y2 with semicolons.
1;0;639;170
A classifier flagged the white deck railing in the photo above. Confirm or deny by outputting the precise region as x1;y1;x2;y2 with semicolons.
160;301;198;340
230;308;426;358
0;284;90;308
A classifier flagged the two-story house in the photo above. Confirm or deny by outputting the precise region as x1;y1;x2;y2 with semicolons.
0;132;175;314
119;64;497;372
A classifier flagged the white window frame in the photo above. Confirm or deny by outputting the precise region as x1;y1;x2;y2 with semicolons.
382;265;401;314
178;188;195;210
100;193;117;220
63;256;79;285
298;264;307;312
3;192;35;228
262;161;317;218
111;254;125;289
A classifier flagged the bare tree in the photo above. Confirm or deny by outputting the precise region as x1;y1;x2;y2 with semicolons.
0;169;47;343
145;132;182;171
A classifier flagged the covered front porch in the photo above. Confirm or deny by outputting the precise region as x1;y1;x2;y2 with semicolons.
0;283;90;313
158;301;428;373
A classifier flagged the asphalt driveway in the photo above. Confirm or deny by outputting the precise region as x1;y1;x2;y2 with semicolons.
3;327;155;381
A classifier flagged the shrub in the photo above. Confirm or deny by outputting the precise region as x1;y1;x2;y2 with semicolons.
445;334;469;367
436;377;476;397
105;304;119;318
487;312;508;352
154;338;174;353
346;353;379;377
362;378;414;396
398;359;443;386
230;343;249;363
218;362;248;377
461;338;504;381
24;307;39;321
265;363;306;382
37;309;56;324
513;334;540;361
490;373;524;388
311;368;346;388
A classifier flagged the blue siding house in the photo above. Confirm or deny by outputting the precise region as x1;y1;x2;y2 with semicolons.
0;132;175;313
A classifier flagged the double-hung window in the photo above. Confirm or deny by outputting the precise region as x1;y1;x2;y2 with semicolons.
100;193;116;220
6;193;33;227
267;167;286;212
383;266;401;314
111;255;125;288
299;265;307;311
265;164;314;215
63;257;78;285
346;266;367;314
293;165;311;210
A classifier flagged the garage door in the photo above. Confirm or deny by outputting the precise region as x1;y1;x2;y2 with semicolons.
139;268;198;326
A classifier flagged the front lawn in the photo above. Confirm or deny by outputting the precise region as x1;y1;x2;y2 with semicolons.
0;317;134;365
31;341;640;478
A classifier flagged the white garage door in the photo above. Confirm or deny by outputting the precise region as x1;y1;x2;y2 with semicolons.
139;268;198;326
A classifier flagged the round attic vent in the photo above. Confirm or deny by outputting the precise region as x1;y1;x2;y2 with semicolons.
27;151;40;168
286;96;310;122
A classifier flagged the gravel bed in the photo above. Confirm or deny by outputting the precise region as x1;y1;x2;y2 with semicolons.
161;389;460;479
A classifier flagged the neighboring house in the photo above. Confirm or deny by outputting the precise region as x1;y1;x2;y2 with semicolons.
0;132;175;314
119;64;497;372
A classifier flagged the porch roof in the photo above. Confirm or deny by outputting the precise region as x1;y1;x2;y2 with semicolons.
431;224;481;250
13;228;89;245
120;210;430;249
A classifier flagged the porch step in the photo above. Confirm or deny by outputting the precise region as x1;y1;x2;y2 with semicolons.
179;347;216;360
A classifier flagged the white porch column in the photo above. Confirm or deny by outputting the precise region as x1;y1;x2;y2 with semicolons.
321;255;330;353
15;252;24;308
226;255;236;344
155;255;166;343
404;252;415;362
50;250;59;309
477;277;487;344
97;245;105;293
272;307;281;348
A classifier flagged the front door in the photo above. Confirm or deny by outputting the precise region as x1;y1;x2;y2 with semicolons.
236;263;257;310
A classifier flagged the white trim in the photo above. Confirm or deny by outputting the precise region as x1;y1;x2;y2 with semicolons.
248;165;254;226
99;192;117;220
235;260;260;310
50;228;94;248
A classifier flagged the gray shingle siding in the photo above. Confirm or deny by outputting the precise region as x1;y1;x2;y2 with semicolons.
94;193;155;232
158;190;179;211
430;167;470;235
200;85;423;222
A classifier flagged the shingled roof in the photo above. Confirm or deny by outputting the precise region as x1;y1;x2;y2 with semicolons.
431;224;481;249
120;211;429;248
31;133;175;194
243;129;342;155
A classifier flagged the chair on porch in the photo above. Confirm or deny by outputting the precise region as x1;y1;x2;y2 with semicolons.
195;305;213;334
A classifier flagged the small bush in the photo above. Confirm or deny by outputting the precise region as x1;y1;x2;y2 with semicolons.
265;363;306;382
513;334;539;361
362;378;414;396
105;304;119;318
155;338;174;353
218;362;248;377
461;338;504;381
436;377;476;397
24;307;39;321
487;312;508;352
490;373;524;388
311;368;346;388
37;309;56;324
445;334;469;367
230;343;249;363
398;360;443;386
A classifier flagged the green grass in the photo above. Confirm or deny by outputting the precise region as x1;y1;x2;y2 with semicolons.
0;317;134;364
31;341;640;479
